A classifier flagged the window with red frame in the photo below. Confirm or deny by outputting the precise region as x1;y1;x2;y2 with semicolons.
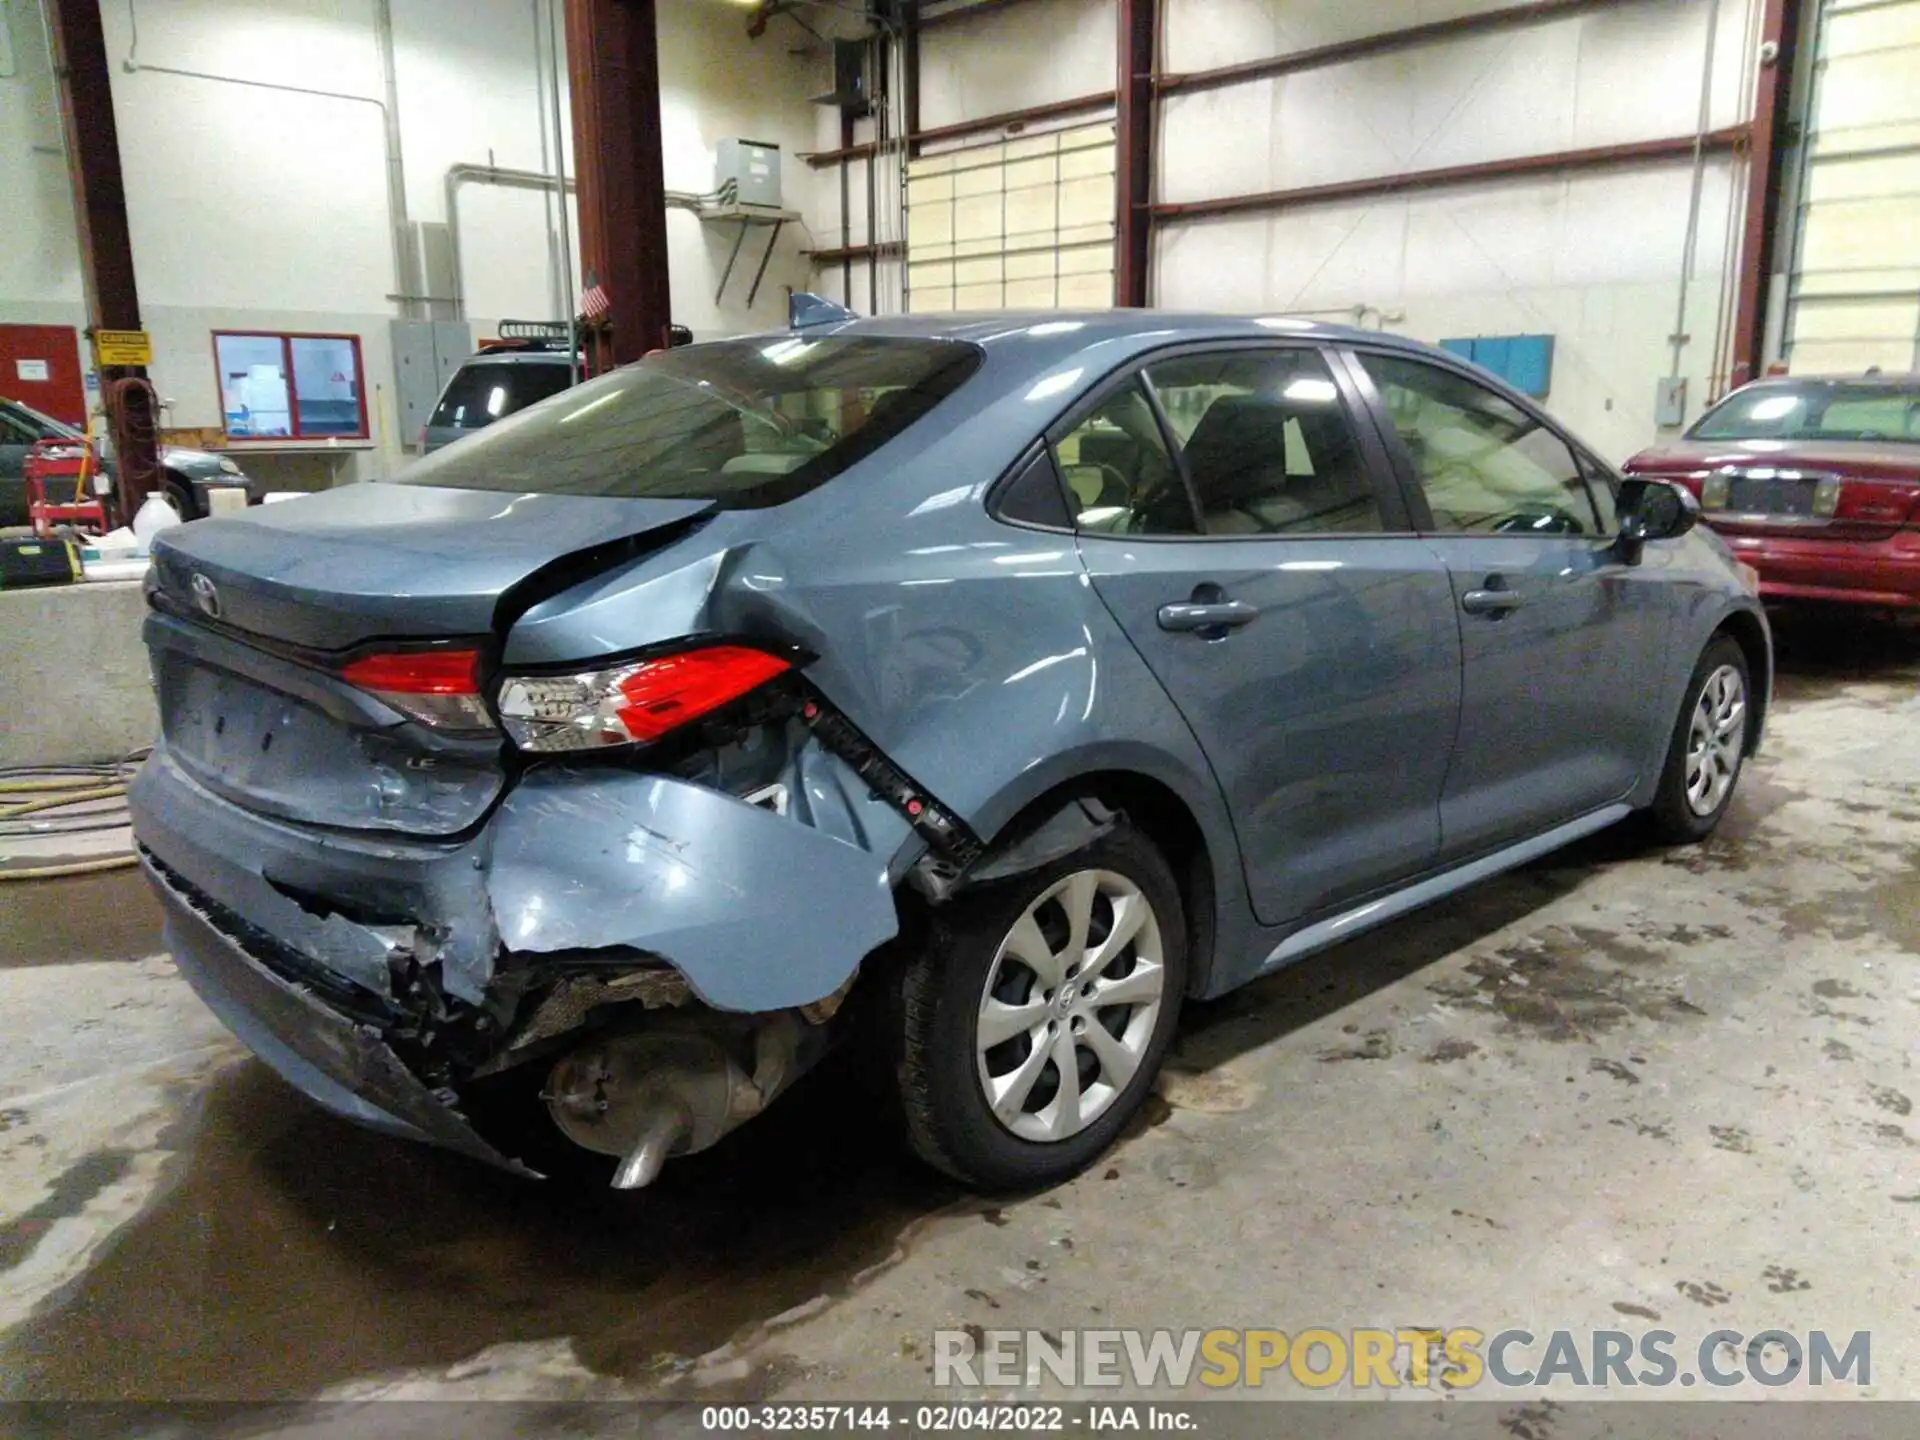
213;332;368;441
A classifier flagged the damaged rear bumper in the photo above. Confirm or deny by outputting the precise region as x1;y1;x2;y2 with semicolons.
128;743;905;1170
145;851;537;1174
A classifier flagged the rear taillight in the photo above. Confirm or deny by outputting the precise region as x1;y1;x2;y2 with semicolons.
496;644;792;753
340;648;497;733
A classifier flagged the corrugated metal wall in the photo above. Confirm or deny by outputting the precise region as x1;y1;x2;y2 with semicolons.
1782;0;1920;373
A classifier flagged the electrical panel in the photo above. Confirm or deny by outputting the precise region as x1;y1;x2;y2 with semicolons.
390;320;473;449
1440;334;1555;398
1654;376;1689;428
716;138;784;209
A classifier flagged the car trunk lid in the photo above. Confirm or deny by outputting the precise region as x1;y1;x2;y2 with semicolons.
1629;439;1920;541
149;483;715;650
146;484;717;836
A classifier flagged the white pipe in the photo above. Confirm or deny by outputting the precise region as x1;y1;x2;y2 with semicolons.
533;0;563;322
1670;0;1724;380
543;0;578;382
122;0;415;316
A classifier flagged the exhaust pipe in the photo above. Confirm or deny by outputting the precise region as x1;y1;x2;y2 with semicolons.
544;1016;807;1189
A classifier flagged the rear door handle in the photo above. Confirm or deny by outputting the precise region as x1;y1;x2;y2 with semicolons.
1157;600;1259;633
1461;586;1525;617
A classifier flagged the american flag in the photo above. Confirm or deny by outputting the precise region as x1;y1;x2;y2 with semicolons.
580;282;611;320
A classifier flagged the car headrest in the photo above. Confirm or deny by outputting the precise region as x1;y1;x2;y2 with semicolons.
1184;395;1296;504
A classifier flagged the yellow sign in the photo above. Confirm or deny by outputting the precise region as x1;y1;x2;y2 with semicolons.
93;329;152;366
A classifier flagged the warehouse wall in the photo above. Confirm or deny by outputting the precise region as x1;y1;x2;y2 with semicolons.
871;0;1767;464
0;0;822;485
1156;0;1762;462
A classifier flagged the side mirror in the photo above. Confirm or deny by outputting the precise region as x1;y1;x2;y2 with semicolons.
1614;478;1699;564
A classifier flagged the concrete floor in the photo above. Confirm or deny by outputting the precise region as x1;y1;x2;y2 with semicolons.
0;612;1915;1420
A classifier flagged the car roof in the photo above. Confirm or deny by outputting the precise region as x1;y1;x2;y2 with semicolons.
721;309;1461;390
459;349;576;366
775;309;1407;350
0;396;78;436
1733;372;1920;390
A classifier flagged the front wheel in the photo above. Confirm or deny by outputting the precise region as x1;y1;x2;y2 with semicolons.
1645;635;1750;843
892;822;1186;1191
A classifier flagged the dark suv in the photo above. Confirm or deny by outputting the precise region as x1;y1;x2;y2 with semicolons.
421;322;694;454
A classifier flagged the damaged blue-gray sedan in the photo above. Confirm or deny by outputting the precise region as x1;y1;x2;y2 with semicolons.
130;304;1770;1192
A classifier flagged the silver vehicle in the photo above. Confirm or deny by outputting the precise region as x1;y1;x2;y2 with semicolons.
130;303;1770;1194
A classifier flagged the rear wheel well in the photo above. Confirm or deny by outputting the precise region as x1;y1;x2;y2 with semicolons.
975;772;1217;998
1714;610;1770;751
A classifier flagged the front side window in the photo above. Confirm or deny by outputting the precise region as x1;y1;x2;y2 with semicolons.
1054;380;1193;535
398;336;982;509
1690;381;1920;443
215;332;368;441
1147;349;1384;535
1357;353;1599;536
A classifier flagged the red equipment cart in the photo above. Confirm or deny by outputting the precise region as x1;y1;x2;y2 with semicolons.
25;436;108;538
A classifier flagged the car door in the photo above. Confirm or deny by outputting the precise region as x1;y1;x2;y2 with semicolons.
1340;347;1671;859
1064;344;1462;928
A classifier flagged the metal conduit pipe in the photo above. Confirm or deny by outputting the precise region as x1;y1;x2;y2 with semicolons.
444;161;708;322
122;0;415;315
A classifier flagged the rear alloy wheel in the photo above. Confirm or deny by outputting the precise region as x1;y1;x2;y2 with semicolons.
1646;635;1750;843
894;823;1185;1190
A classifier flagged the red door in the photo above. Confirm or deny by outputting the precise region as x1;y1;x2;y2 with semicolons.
0;325;87;427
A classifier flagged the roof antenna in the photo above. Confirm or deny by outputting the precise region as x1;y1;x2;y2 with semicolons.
789;293;859;330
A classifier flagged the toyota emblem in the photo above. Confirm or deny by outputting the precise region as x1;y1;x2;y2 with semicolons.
190;573;222;620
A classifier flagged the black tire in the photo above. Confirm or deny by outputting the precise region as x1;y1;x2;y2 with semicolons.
892;821;1186;1192
1644;635;1751;844
163;478;200;521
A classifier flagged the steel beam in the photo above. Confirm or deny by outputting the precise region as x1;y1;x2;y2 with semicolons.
803;90;1115;169
1116;0;1155;306
1152;127;1750;222
918;0;1046;32
1728;0;1802;387
565;0;672;368
1157;0;1634;97
44;0;160;527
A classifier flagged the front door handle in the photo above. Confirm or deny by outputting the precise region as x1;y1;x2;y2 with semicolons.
1157;600;1259;633
1461;585;1525;617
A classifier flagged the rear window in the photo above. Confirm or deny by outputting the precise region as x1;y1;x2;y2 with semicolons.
400;337;983;508
1690;381;1920;443
428;360;575;431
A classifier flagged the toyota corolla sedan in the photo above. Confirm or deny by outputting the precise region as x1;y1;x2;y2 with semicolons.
129;306;1770;1194
1625;372;1920;609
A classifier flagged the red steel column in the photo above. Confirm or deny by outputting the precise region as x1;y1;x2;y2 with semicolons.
1115;0;1156;307
565;0;673;368
45;0;161;526
1728;0;1800;387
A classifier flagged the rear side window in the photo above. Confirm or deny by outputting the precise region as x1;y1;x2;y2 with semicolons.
1147;349;1385;535
429;361;575;431
401;337;983;509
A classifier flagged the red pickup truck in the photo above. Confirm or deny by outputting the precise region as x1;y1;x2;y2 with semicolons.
1625;373;1920;609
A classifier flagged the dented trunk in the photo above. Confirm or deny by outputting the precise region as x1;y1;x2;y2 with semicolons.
131;487;918;1178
